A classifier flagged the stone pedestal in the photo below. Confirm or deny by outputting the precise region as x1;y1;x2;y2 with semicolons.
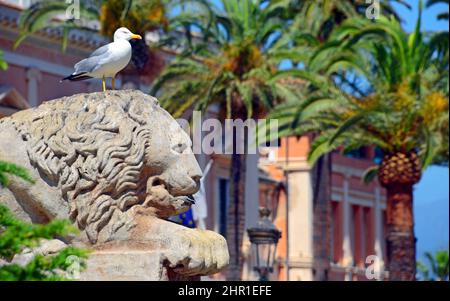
79;251;201;281
80;251;168;281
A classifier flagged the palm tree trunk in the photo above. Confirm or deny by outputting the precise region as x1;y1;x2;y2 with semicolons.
385;184;416;281
226;152;247;280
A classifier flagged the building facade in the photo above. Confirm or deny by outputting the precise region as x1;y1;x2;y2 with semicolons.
259;137;388;281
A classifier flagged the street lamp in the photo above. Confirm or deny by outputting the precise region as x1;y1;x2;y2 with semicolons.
247;207;282;281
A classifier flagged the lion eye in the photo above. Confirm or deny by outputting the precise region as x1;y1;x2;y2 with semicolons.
172;143;187;154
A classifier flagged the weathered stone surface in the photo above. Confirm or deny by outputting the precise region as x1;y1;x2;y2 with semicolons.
80;251;168;281
0;90;229;280
11;239;68;266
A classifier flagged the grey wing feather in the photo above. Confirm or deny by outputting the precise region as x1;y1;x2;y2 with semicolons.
73;44;111;73
89;44;111;58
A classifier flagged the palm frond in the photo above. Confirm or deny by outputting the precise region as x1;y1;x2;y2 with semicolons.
362;166;379;184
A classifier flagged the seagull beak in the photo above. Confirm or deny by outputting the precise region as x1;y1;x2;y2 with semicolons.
131;34;142;40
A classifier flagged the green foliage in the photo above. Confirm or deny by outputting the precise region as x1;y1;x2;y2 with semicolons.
0;204;88;281
15;0;171;51
269;5;449;170
362;166;379;184
15;0;100;51
0;161;35;187
0;205;72;259
279;0;410;41
417;250;449;281
0;162;88;281
0;50;7;70
152;0;301;120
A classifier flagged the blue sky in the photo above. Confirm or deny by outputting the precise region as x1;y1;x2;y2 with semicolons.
392;0;449;32
391;0;449;262
414;166;449;261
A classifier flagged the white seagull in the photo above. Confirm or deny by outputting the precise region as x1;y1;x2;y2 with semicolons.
62;27;142;91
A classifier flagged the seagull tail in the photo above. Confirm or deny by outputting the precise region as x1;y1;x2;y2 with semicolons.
60;72;93;82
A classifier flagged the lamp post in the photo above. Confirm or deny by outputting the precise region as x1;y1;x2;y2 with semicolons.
247;207;282;281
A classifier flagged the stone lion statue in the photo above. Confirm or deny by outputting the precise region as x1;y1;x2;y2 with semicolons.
0;90;228;280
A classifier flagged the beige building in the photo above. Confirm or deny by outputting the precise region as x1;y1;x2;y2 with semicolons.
260;137;388;281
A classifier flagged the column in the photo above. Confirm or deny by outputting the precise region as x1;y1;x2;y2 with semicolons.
354;206;362;266
342;173;353;280
286;161;314;280
26;67;42;107
245;153;259;229
374;187;385;278
243;153;259;280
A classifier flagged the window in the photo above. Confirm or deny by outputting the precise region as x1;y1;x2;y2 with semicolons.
331;201;341;263
364;207;374;257
351;205;356;263
382;210;388;264
361;207;366;263
330;204;334;262
374;147;384;164
345;147;368;159
218;178;230;238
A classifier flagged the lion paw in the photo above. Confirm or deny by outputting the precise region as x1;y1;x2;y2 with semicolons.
163;228;229;276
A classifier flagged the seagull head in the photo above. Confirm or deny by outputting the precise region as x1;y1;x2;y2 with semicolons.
113;27;142;42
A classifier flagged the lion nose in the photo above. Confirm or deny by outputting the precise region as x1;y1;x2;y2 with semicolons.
188;163;202;185
190;174;201;184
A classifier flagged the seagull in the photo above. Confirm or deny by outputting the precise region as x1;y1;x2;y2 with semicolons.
61;27;142;91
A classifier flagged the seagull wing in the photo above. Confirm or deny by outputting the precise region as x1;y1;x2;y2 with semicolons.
89;43;111;58
73;44;112;74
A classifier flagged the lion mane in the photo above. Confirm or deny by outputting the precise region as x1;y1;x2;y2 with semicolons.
8;91;161;243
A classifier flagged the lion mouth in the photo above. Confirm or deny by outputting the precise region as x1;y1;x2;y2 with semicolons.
175;195;196;205
145;176;196;209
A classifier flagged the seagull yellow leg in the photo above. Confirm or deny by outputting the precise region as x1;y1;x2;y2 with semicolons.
112;77;116;90
102;76;106;92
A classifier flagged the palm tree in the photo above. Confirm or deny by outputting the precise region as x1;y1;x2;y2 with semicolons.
426;0;449;20
417;250;449;281
278;0;410;42
270;1;411;280
426;0;449;97
15;0;169;72
151;0;298;280
270;6;449;280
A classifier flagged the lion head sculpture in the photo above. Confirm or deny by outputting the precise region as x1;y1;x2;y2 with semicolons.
0;90;204;244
